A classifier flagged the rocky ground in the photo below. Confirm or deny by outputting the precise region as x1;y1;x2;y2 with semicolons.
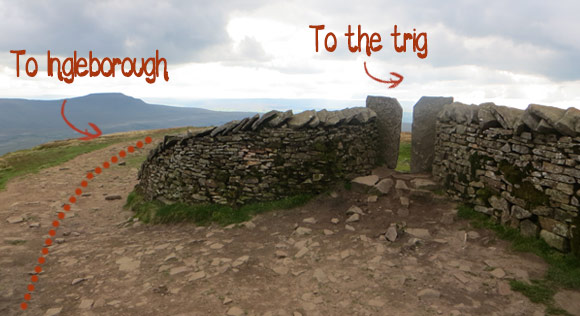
0;137;577;315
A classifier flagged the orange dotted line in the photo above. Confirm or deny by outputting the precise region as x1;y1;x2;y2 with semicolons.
19;136;152;311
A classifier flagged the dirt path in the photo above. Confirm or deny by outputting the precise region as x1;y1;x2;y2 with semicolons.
0;138;553;315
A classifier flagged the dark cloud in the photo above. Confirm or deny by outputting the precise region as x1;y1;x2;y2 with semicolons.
0;0;265;64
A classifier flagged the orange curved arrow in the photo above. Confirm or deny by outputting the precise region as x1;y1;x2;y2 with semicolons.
363;61;404;89
60;99;102;141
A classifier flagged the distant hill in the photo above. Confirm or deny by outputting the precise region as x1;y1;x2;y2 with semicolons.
0;93;256;155
0;93;414;156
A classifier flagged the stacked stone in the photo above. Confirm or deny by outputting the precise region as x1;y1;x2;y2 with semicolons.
137;107;379;206
433;102;580;252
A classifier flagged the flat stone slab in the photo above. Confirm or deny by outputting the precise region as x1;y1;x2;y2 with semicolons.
351;175;379;192
410;178;439;190
554;290;580;316
373;178;394;195
6;215;25;224
405;228;431;239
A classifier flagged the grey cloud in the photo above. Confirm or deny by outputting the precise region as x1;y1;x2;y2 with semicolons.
0;0;266;64
291;0;580;81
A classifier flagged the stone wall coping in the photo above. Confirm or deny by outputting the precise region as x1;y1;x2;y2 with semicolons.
438;102;580;137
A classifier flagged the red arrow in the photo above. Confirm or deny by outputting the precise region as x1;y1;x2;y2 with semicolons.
60;99;102;141
363;61;404;89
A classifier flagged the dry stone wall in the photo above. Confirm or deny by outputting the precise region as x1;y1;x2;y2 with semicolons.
433;102;580;253
136;107;379;206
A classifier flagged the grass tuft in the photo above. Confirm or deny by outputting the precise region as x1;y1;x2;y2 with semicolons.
509;280;555;305
395;135;411;172
458;204;580;315
125;191;312;226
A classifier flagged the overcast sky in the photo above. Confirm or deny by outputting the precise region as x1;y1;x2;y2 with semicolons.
0;0;579;112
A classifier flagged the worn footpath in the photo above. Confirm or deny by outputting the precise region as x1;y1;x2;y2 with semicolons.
0;137;567;315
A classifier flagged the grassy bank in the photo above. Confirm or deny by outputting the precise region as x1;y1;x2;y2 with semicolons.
0;127;191;190
457;205;580;315
125;191;312;226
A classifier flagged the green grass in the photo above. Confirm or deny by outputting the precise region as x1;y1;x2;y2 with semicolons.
0;127;191;191
0;141;114;190
4;239;27;245
125;154;148;168
509;280;556;305
395;138;411;172
125;191;313;226
458;205;580;315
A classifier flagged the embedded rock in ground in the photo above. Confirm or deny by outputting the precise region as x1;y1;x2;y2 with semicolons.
346;205;364;215
105;195;123;201
294;227;312;236
417;289;440;300
232;255;250;267
345;213;360;223
79;299;94;309
411;96;453;173
399;196;410;208
371;178;392;195
409;189;434;202
554;290;580;316
385;226;398;242
405;228;431;239
45;307;63;316
490;268;506;279
366;96;402;169
6;215;25;224
226;306;245;316
410;178;439;191
351;175;379;193
395;180;409;191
